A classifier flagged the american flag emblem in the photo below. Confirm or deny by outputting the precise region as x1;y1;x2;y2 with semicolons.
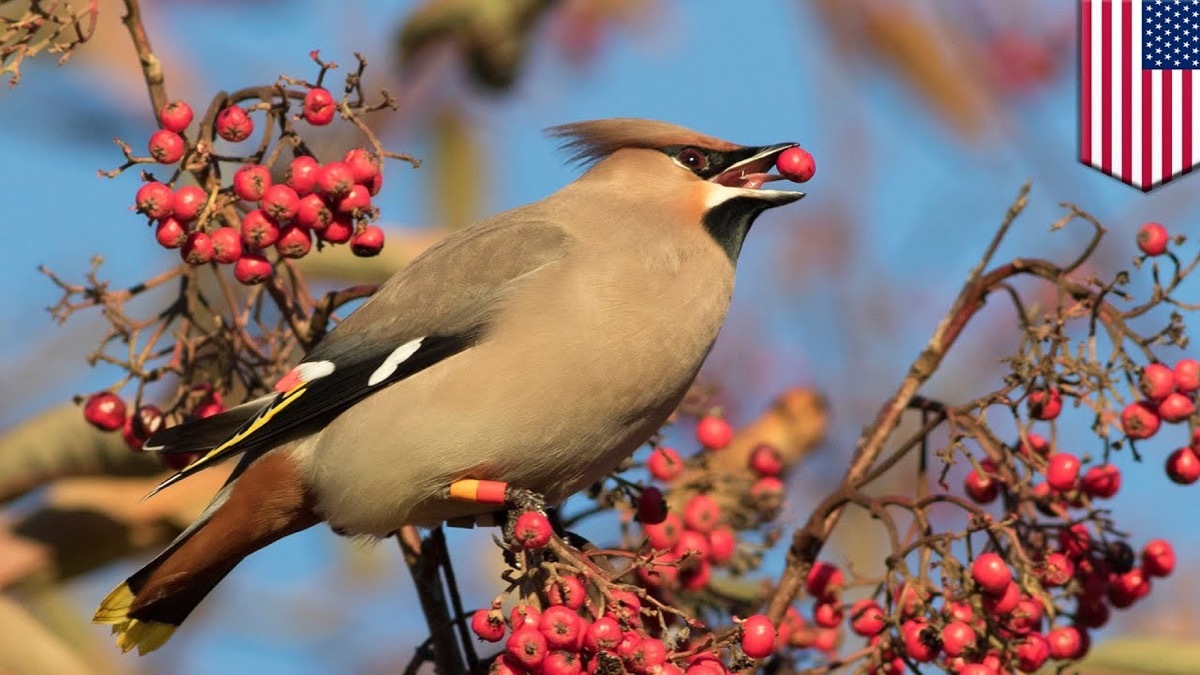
1081;0;1200;191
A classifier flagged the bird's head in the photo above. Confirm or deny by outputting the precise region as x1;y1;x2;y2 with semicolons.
549;118;806;261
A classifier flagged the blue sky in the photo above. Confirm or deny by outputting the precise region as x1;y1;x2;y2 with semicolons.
2;1;1199;672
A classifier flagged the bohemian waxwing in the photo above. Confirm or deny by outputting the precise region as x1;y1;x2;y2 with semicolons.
94;118;806;654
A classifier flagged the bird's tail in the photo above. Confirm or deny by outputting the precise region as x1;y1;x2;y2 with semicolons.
93;452;318;655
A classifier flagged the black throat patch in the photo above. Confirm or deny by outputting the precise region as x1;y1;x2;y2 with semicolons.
701;196;774;263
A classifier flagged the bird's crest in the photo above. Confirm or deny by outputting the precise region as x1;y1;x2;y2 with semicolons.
547;118;740;165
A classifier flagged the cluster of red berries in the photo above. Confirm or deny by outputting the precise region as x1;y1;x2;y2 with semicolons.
1115;359;1200;482
82;387;225;467
135;97;387;285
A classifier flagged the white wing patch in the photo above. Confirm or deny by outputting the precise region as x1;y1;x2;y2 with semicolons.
296;360;336;382
367;338;424;386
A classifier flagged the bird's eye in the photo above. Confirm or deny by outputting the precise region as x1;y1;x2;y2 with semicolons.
677;148;708;172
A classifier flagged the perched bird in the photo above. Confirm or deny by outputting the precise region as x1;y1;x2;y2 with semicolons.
94;118;806;654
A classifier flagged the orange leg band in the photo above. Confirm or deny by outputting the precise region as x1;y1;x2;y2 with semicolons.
448;479;509;505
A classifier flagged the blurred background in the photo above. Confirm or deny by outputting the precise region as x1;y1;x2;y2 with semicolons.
1;0;1199;673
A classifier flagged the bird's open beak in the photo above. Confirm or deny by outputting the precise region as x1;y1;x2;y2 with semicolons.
709;143;805;206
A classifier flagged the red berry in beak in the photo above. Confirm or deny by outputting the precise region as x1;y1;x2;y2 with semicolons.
776;146;815;183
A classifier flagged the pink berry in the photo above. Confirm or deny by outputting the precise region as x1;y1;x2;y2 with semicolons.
775;146;815;182
155;218;187;249
749;444;784;476
336;184;372;214
1141;363;1177;400
274;226;312;259
1137;221;1169;256
940;620;976;657
505;627;548;670
1142;539;1175;577
514;511;552;549
1157;391;1195;423
210;226;243;264
683;493;721;533
471;609;506;642
647;446;684;481
749;476;784;502
1045;453;1081;492
173;185;206;222
295;193;334;231
982;579;1020;615
643;511;682;549
1039;552;1075;587
285;156;321;196
812;600;842;628
1121;401;1162;439
707;526;736;564
303;87;336;126
637;486;667;525
135;181;174;219
739;615;776;659
148;129;185;164
216;105;253;142
696;415;732;450
344;148;381;184
317;161;354;199
849;599;884;636
233;164;271;202
672;529;711;561
972;552;1012;595
350;224;385;256
1046;626;1085;660
1081;464;1120;498
181;231;214;265
83;392;127;431
261;184;301;222
233;253;272;285
158;99;194;133
241;209;280;248
1028;387;1063;420
1175;358;1200;393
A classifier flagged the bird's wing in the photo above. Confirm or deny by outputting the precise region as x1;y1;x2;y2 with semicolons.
143;218;574;497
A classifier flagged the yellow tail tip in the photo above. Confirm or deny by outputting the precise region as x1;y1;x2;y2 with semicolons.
93;582;177;655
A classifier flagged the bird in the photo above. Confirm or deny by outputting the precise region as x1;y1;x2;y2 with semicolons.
93;118;807;654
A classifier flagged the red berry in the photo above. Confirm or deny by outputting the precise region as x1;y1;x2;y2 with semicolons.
1120;401;1161;439
1137;221;1169;256
1020;432;1051;457
1166;446;1200;484
216;105;253;142
1076;596;1110;628
303;87;336;126
321;214;355;243
181;231;214;265
539;605;581;650
739;615;776;659
233;253;273;285
679;559;712;590
682;493;721;533
940;620;976;657
972;552;1012;595
1007;598;1044;636
367;172;384;196
1081;464;1120;498
958;665;997;675
173;185;206;222
274;226;312;259
964;468;999;503
812;600;843;628
542;651;582;675
707;526;736;564
233;164;271;202
775;146;815;183
626;637;667;673
241;209;281;248
1110;567;1151;606
696;415;733;449
1039;552;1075;587
471;609;506;642
1028;387;1063;420
748;444;784;477
261;184;301;222
849;599;884;636
647;446;684;481
350;224;386;257
1014;633;1049;672
131;404;165;439
1045;453;1081;492
317;161;354;198
83;392;127;431
148;129;185;164
1157;391;1195;423
546;575;586;610
893;582;926;617
637;486;667;524
513;511;552;549
672;529;711;561
344;148;381;184
1175;358;1200;393
749;476;784;502
1140;363;1176;400
1046;626;1084;660
982;579;1020;615
901;619;936;662
135;181;174;219
805;561;845;600
584;616;622;652
1059;522;1092;559
295;193;333;231
285;156;321;196
506;627;548;670
155;218;187;248
643;511;682;549
158;99;194;133
1142;538;1175;577
210;226;243;264
336;184;372;214
510;604;540;630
